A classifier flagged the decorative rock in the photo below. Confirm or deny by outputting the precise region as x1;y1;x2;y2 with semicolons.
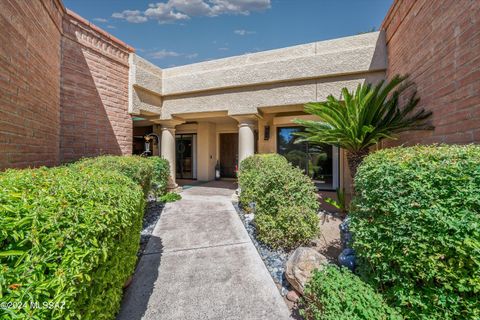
285;247;329;294
286;290;301;302
244;213;255;223
339;217;353;248
338;248;356;271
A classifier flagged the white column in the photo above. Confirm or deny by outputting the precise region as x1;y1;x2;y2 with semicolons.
161;125;177;189
238;120;255;164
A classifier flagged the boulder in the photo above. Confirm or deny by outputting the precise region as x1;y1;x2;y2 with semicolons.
285;247;328;294
286;290;301;302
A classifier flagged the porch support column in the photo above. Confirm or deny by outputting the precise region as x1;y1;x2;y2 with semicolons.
234;116;258;165
161;125;177;188
156;118;184;189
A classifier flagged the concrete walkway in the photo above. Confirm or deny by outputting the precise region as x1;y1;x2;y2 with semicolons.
117;181;291;320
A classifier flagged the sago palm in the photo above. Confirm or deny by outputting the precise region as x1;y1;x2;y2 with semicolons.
293;75;433;179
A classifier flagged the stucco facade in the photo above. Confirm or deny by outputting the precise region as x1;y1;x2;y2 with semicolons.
130;31;387;190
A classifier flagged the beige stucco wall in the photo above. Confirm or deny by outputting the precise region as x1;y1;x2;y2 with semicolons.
129;31;386;120
161;32;386;95
129;54;163;115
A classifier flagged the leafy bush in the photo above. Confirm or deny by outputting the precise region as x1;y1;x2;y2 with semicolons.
238;154;320;249
255;206;319;250
149;156;170;195
239;154;319;215
73;155;154;196
351;145;480;319
159;192;182;203
301;265;402;320
0;165;144;319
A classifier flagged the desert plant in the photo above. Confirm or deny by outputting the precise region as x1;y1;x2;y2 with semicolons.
351;145;480;319
301;265;402;320
294;75;433;178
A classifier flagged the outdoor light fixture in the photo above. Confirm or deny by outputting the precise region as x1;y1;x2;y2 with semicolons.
264;125;270;140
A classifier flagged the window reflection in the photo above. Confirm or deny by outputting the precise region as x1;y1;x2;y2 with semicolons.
277;127;339;190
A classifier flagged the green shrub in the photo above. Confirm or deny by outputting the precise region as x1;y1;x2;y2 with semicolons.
239;154;319;215
149;156;170;196
301;265;402;320
238;154;320;249
73;155;154;196
159;192;181;203
0;165;144;319
255;206;319;250
351;145;480;319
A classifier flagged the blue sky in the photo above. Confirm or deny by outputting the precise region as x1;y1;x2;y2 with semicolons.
63;0;393;68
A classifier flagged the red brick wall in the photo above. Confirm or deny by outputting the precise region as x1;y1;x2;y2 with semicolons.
60;11;133;163
0;0;63;169
382;0;480;145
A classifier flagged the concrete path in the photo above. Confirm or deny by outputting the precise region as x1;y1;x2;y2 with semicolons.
117;181;291;320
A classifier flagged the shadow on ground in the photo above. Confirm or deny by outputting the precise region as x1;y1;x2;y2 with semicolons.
116;236;163;320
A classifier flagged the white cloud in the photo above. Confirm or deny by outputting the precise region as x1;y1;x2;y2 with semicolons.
93;18;108;23
148;49;181;59
209;0;270;15
186;53;199;59
112;0;270;24
106;25;116;29
112;10;148;23
234;29;255;36
144;3;189;24
218;47;229;51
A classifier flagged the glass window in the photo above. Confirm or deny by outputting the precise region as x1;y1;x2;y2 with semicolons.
277;126;339;190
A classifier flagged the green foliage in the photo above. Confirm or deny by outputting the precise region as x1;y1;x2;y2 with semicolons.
148;156;170;196
324;188;348;216
0;155;170;319
159;192;182;203
351;145;480;319
0;166;144;319
73;155;154;196
238;154;320;249
293;75;433;152
301;265;402;320
239;154;319;215
255;206;319;250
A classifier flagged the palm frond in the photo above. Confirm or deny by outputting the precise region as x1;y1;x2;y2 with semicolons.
293;75;433;152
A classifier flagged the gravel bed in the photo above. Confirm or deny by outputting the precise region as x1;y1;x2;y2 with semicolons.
233;203;292;296
138;196;165;255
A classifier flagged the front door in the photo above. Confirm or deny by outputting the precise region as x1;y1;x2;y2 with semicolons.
219;133;238;178
176;134;197;179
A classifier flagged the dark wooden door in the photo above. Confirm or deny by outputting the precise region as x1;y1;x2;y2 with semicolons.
220;133;238;178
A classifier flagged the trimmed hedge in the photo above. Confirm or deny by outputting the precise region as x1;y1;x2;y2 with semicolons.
0;155;170;319
238;154;320;249
301;265;402;320
73;155;169;196
351;145;480;319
